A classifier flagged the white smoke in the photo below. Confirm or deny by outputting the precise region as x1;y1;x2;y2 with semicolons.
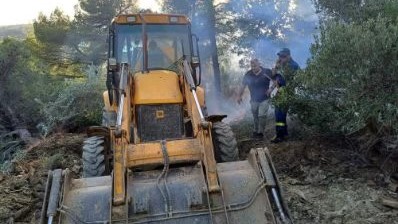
204;0;319;124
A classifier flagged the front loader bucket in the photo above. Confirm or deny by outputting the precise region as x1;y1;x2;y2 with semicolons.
41;148;291;224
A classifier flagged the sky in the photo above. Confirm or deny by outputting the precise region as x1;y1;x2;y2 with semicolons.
0;0;160;26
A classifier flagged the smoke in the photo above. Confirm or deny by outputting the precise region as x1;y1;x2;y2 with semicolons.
227;0;319;67
204;0;319;125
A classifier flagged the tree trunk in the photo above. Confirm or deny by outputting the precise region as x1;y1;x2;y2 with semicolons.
203;0;221;95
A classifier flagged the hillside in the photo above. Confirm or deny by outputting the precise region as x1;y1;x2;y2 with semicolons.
0;24;32;40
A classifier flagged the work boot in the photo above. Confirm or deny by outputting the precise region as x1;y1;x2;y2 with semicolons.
270;135;284;143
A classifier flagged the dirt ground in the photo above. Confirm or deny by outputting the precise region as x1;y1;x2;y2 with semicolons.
232;116;398;224
0;117;397;223
0;134;84;223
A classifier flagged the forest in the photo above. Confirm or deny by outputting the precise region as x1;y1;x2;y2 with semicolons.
0;0;397;223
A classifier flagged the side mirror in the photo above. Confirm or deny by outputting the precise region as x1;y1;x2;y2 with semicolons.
192;56;200;68
108;58;117;71
191;34;201;86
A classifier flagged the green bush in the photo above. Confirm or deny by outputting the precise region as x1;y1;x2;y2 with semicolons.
291;17;398;136
0;37;105;141
0;38;63;130
37;77;104;136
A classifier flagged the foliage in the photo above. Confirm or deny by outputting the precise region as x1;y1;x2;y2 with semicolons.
0;38;30;82
0;1;139;163
32;9;76;65
0;24;32;40
0;38;48;164
33;0;138;67
163;0;223;91
0;38;38;129
34;9;71;46
163;0;307;58
314;0;398;23
37;75;104;136
271;87;290;110
27;0;138;135
72;0;135;65
290;16;398;137
0;37;104;139
289;0;398;170
216;0;296;54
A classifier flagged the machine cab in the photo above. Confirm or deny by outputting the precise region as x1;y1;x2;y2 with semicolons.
108;14;199;74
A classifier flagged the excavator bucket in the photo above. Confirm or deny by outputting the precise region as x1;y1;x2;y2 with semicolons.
41;148;292;224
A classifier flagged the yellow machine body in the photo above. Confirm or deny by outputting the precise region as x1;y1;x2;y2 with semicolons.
40;13;291;224
133;71;183;104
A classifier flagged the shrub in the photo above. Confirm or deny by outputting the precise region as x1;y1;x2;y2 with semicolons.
291;17;398;138
37;77;104;136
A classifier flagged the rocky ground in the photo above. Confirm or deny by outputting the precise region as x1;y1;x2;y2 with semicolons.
232;116;398;224
0;117;397;223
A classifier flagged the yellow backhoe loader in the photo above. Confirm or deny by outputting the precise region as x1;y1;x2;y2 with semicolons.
40;13;292;224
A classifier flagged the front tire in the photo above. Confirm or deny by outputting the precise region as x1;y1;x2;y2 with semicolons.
82;136;108;177
212;122;239;162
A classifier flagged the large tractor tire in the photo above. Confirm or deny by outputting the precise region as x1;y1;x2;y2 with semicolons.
212;121;239;162
82;136;108;177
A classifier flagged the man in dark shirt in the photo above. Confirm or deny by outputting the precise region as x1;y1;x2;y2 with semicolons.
237;59;272;138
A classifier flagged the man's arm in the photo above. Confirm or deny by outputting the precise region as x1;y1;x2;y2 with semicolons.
237;73;248;104
267;81;276;97
237;83;246;104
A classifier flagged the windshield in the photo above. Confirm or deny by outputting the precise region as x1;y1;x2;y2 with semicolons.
114;24;191;72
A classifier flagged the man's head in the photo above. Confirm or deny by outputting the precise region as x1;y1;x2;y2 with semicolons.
277;48;291;65
250;58;261;73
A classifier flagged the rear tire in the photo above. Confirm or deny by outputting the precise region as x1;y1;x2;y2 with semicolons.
82;136;108;177
212;122;239;162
